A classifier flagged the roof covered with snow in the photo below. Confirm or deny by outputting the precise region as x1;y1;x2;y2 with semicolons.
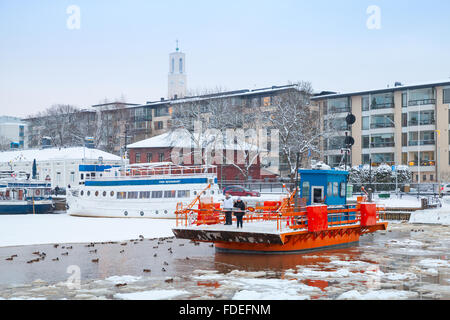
311;79;450;100
0;147;121;163
128;130;262;151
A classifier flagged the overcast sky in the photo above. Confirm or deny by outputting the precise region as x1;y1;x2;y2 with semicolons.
1;0;450;118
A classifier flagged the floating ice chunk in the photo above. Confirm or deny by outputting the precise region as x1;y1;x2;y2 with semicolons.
227;270;267;278
338;289;418;300
233;289;310;300
114;289;189;300
419;259;450;268
105;275;142;284
384;272;418;281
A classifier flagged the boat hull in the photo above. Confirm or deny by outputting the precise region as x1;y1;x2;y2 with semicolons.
0;201;54;215
176;223;388;255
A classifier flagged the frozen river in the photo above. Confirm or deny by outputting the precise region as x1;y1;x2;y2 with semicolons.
0;221;449;300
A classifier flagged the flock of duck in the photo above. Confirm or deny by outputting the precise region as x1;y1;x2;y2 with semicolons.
3;236;210;275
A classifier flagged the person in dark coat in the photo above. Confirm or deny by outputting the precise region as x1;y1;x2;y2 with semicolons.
233;197;246;229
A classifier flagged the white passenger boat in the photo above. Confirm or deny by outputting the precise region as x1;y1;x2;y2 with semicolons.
66;163;221;218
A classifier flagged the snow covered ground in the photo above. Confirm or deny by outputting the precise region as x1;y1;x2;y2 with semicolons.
0;213;176;247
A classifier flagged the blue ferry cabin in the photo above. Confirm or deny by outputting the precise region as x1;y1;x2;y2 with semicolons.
298;169;349;206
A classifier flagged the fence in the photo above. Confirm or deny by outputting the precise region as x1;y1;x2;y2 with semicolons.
351;182;442;195
220;180;295;193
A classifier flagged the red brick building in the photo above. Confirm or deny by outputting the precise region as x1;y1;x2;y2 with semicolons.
127;132;277;182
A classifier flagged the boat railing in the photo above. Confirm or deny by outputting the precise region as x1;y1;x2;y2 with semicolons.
86;163;218;181
176;199;386;233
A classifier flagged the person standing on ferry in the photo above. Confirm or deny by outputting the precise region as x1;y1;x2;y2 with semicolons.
233;197;246;229
223;193;234;225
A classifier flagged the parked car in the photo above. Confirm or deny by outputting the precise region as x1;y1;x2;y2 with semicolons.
222;185;260;197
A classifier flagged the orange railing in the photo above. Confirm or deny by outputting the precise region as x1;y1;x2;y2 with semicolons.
176;199;385;233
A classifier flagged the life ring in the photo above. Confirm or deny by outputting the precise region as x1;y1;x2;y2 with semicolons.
35;189;41;196
247;207;255;212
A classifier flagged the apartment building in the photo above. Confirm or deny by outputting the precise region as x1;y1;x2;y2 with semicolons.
312;80;450;183
0;116;27;149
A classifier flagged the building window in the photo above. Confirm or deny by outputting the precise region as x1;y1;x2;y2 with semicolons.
155;121;164;130
444;88;450;104
135;153;141;163
362;117;370;130
362;96;370;111
370;93;394;109
328;97;350;113
408;88;435;106
362;136;370;149
159;152;164;162
402;152;408;165
430;175;434;181
402;133;408;147
171;58;174;73
263;96;271;107
147;153;153;162
362;154;370;164
402;113;407;127
179;58;183;73
402;92;407;107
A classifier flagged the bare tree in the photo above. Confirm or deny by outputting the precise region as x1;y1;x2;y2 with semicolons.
269;81;322;182
26;104;85;148
170;88;266;180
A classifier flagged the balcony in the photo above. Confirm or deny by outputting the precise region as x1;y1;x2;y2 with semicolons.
370;123;395;129
407;160;436;167
408;140;435;146
408;99;436;106
408;119;435;126
370;142;395;148
328;107;351;114
370;102;394;110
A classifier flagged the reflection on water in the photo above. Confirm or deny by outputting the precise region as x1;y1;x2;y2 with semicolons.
0;223;448;300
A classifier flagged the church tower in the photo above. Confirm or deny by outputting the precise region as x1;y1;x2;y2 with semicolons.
168;41;187;99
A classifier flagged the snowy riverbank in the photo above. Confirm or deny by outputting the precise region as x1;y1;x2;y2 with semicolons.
0;213;176;247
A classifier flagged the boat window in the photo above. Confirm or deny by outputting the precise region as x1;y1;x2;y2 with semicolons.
211;190;214;195
95;191;99;197
193;191;197;195
340;182;346;197
140;191;151;199
327;182;332;197
87;191;91;196
110;191;114;197
128;192;138;199
152;191;163;198
103;191;107;197
177;190;190;198
333;182;338;196
302;182;310;200
80;190;84;196
164;190;176;198
117;192;126;199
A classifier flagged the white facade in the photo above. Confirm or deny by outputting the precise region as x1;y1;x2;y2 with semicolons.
168;44;187;99
0;116;27;149
0;147;123;188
